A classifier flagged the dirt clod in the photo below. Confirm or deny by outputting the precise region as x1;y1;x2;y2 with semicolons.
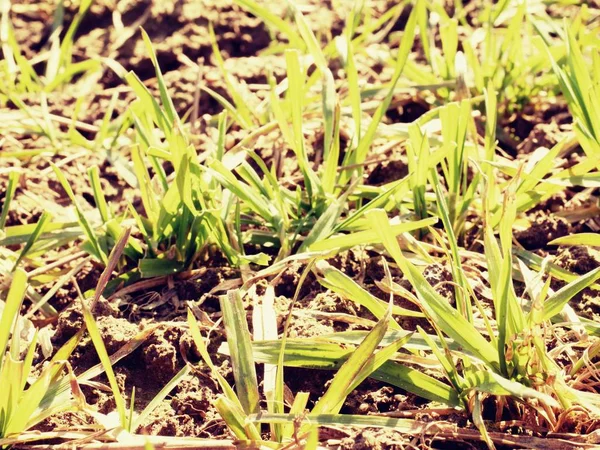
514;212;570;249
140;326;186;384
423;263;455;304
555;246;600;275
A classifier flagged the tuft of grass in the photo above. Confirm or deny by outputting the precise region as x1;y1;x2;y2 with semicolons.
0;0;98;100
3;1;600;449
0;270;85;447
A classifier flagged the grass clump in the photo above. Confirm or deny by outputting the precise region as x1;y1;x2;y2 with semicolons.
1;1;600;449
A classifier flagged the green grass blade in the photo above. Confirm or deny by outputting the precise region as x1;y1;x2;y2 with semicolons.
220;290;260;415
138;259;184;278
214;396;261;441
44;59;101;92
0;221;80;246
208;23;255;127
311;309;391;415
543;267;600;322
140;28;179;128
417;326;463;396
346;38;361;144
243;338;460;406
208;160;277;224
516;140;566;197
407;124;430;221
124;73;171;135
187;310;245;407
346;332;413;397
216;111;227;161
88;166;110;224
0;170;18;230
321;69;336;162
51;164;106;263
4;363;57;436
133;365;191;431
131;144;159;226
316;261;420;324
285;49;319;201
310;217;437;252
431;170;470;319
334;178;410;232
54;0;92;77
199;85;252;130
322;102;341;195
12;212;52;271
485;184;525;376
548;234;600;247
232;0;304;49
0;2;40;92
81;298;128;429
282;392;310;440
341;4;417;184
298;194;348;253
0;269;27;366
366;209;500;370
463;370;559;408
293;4;336;161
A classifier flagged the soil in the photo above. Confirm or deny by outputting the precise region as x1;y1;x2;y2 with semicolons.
514;211;571;250
2;1;600;449
553;246;600;321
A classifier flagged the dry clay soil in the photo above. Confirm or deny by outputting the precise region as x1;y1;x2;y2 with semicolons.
2;1;600;449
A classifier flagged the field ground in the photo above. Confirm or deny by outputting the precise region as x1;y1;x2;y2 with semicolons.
1;1;600;449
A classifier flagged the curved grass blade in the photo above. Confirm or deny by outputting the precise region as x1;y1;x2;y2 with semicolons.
542;266;600;322
188;310;246;407
366;209;499;370
132;365;191;431
240;338;460;406
311;309;391;415
315;261;422;323
11;212;52;271
548;233;600;247
310;217;437;252
232;0;304;49
140;28;179;128
462;370;559;408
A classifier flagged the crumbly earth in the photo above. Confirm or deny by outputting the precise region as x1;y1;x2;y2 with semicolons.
2;1;600;449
